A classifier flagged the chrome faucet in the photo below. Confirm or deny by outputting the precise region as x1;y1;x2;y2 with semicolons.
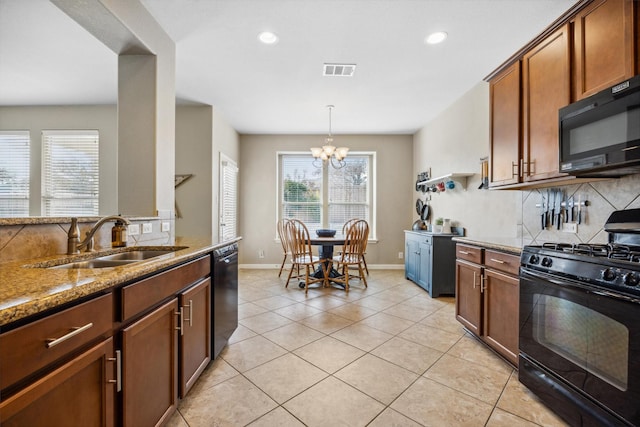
67;216;132;255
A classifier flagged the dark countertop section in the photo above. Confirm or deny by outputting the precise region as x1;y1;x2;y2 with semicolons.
0;237;241;327
452;237;522;255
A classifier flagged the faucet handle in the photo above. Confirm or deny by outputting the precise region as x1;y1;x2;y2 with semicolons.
84;231;95;252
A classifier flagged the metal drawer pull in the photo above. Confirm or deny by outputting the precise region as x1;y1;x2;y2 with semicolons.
183;299;193;327
472;271;477;289
459;251;470;255
176;308;184;336
107;350;122;392
481;276;486;292
46;322;93;348
490;258;506;264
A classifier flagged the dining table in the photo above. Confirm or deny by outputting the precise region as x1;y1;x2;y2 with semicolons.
302;234;346;288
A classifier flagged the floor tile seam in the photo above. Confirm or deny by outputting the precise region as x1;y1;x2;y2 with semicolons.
420;367;504;408
369;340;450;377
484;370;547;427
328;329;396;354
441;348;517;377
259;326;328;353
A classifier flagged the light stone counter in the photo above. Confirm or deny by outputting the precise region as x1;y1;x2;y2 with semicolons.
452;237;523;255
0;237;240;328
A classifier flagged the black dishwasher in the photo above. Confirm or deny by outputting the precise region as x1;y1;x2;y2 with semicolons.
212;242;238;359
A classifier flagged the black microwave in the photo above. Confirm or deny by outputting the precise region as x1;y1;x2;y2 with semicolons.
559;75;640;177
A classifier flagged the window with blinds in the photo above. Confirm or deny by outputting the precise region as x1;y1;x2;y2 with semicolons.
0;131;30;217
41;130;99;216
220;155;238;241
278;152;373;236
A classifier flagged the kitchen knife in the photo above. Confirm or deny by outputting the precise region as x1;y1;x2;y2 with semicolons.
541;192;546;230
577;194;582;224
550;189;555;226
556;189;562;230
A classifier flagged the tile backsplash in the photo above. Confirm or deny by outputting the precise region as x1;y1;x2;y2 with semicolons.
520;173;640;246
0;217;175;264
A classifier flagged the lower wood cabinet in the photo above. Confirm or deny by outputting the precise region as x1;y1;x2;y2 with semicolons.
455;244;520;366
0;337;116;427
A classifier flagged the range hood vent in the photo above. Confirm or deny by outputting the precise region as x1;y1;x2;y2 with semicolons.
323;63;356;77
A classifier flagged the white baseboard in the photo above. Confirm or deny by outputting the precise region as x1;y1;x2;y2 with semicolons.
240;264;404;270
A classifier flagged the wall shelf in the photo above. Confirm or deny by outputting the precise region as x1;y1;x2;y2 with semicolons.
417;173;475;192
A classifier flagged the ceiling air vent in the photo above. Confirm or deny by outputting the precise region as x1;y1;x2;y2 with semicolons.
323;63;356;77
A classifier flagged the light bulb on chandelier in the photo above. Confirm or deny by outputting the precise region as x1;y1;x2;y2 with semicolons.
310;105;349;169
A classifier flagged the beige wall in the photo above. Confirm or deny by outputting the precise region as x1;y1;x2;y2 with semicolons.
413;82;521;239
0;105;118;216
239;134;413;266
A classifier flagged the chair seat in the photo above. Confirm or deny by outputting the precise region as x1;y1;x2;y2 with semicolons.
293;254;321;264
333;254;360;264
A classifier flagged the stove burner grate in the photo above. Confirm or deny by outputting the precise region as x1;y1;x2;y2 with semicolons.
539;242;640;263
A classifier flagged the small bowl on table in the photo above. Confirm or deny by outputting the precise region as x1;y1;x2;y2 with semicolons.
316;229;337;237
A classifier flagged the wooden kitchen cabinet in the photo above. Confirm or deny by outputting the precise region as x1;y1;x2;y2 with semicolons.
179;277;211;397
522;23;571;183
455;244;520;366
489;62;521;187
573;0;636;100
121;298;179;427
0;337;116;427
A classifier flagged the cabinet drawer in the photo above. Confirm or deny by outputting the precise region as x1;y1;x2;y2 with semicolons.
456;244;483;264
423;235;433;245
485;250;520;276
121;255;210;321
0;293;113;391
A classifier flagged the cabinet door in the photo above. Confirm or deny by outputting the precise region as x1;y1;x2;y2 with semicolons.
455;260;483;336
483;269;519;366
405;237;419;282
179;278;211;397
489;61;521;187
122;299;178;427
0;338;116;427
522;24;570;182
418;241;431;292
574;0;636;100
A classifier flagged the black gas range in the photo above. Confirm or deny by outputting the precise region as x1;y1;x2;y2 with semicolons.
519;208;640;427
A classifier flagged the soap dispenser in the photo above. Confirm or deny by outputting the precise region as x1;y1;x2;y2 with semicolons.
112;220;128;248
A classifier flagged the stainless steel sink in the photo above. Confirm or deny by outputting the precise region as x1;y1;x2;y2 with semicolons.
50;259;137;269
44;247;188;269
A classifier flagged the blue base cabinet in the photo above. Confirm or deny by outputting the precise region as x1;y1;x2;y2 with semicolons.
404;231;456;297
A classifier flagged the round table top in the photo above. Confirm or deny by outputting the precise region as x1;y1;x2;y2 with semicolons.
308;235;346;245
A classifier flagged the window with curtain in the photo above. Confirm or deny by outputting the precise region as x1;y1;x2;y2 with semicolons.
220;154;238;241
0;131;30;217
41;130;99;216
278;152;374;236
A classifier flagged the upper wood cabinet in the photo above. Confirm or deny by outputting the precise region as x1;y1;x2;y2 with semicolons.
489;62;521;187
522;24;571;182
573;0;636;99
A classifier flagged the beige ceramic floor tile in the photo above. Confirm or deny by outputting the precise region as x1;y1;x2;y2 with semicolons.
330;322;394;352
227;324;257;344
252;295;298;310
187;358;239;394
293;336;365;373
283;376;385;427
353;295;399;311
238;302;270;320
358;312;415;335
304;295;349;310
486;408;540;427
327;302;378;321
368;408;424;427
374;288;413;303
165;410;189;427
423;354;511;405
178;375;277;427
391;377;493;426
244;353;328;404
239;311;293;334
383;302;438;321
399;322;463;352
262;322;325;351
371;336;444;374
221;335;287;372
298;311;354;334
420;307;467;334
497;374;570;427
335;354;419;404
273;302;323;321
447;334;514;375
247;407;306;426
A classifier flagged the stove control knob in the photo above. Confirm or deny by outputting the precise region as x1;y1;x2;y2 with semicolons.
602;268;617;281
528;255;540;265
623;273;639;286
541;257;552;267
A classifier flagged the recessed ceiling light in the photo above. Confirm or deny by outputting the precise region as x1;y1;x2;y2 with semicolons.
425;31;448;45
258;31;279;45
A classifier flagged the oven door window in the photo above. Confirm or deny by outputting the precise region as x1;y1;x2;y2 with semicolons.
532;294;628;391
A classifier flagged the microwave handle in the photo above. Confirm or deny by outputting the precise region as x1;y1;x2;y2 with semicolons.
562;102;597;120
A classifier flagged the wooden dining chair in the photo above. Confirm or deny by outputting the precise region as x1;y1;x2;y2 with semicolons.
285;219;327;293
332;219;369;291
341;218;369;275
276;218;293;277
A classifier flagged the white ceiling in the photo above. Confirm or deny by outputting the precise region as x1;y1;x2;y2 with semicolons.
0;0;578;134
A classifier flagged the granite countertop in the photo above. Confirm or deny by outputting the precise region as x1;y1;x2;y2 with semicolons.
0;237;240;328
452;236;523;255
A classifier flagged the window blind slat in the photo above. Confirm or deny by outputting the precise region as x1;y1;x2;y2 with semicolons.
220;157;238;241
0;131;30;217
42;130;99;216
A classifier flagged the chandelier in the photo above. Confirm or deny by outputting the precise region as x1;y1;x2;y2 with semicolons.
310;105;349;169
